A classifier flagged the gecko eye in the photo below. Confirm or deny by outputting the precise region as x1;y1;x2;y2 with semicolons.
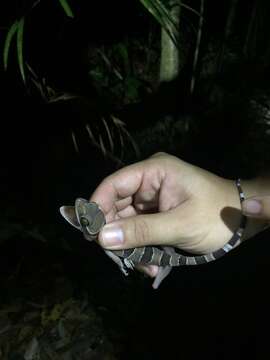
80;217;89;226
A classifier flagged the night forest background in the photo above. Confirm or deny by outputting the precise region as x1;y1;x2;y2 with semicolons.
0;0;269;358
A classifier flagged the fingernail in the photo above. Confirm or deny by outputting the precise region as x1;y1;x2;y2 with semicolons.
242;199;262;215
100;223;124;248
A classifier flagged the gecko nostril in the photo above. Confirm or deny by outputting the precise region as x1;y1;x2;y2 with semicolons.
80;217;90;226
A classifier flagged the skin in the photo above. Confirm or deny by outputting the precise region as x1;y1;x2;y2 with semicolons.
89;152;269;278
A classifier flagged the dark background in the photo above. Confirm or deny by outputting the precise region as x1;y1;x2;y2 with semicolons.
0;0;269;358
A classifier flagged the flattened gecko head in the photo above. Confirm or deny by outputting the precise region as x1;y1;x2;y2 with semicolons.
75;198;106;236
60;198;105;239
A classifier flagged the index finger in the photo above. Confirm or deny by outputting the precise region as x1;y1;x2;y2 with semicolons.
89;161;145;218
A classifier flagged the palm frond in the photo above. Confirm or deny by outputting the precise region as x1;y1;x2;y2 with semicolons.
57;0;74;18
85;123;125;167
71;131;79;153
190;0;204;93
181;2;202;17
139;0;180;47
111;116;140;159
17;18;26;83
84;115;140;166
102;117;115;153
98;134;107;156
3;20;18;70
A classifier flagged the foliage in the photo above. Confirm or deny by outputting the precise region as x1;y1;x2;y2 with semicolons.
58;0;74;18
139;0;180;47
0;294;118;359
3;0;270;184
4;18;25;82
3;0;73;82
2;0;142;163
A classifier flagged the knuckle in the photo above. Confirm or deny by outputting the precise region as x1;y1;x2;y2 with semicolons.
133;218;150;246
151;151;168;158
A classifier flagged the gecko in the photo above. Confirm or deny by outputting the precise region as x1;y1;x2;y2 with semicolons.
59;179;247;289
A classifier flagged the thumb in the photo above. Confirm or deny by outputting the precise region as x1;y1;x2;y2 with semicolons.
242;196;270;220
98;212;176;250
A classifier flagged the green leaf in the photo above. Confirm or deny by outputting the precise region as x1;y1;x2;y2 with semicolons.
3;20;18;70
17;18;25;83
139;0;179;47
139;0;165;26
58;0;74;18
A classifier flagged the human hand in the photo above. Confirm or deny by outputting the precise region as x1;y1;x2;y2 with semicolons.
89;152;243;278
242;196;270;220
